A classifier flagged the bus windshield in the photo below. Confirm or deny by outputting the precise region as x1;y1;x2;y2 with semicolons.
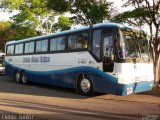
119;29;150;62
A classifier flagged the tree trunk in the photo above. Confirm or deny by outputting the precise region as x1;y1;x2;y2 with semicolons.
159;58;160;86
154;61;159;83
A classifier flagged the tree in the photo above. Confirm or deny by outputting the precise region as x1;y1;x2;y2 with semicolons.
70;0;112;25
0;0;56;35
47;0;70;14
54;15;73;31
0;21;40;52
0;21;12;52
111;8;148;29
112;0;160;84
47;0;113;26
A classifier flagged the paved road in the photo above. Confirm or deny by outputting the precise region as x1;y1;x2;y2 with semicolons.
0;75;159;120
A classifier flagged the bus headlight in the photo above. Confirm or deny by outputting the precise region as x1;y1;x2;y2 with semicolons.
126;87;133;95
118;77;135;84
118;77;126;84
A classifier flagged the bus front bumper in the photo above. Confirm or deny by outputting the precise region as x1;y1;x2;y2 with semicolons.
116;80;154;96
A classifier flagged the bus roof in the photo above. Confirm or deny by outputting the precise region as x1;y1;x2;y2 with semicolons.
6;23;126;45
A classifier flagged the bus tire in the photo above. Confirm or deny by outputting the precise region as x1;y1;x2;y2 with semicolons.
77;74;93;96
21;71;28;85
14;70;21;83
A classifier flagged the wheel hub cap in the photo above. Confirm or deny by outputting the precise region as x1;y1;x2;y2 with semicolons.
22;75;26;82
80;79;91;93
16;73;20;81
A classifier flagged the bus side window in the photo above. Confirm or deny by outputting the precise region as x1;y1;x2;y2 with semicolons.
68;32;88;50
77;33;88;49
92;30;101;60
42;40;48;52
29;42;35;53
15;43;23;54
50;38;57;51
50;37;65;51
24;43;29;53
6;46;11;55
36;41;41;52
7;45;14;55
68;35;78;50
24;42;35;53
36;39;48;53
57;37;65;51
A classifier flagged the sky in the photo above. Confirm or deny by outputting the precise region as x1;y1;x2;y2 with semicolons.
0;10;19;21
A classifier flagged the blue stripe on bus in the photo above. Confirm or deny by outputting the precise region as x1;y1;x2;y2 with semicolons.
5;61;118;94
5;61;154;95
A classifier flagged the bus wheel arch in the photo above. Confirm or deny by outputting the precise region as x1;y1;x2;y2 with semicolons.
14;69;21;83
77;74;94;96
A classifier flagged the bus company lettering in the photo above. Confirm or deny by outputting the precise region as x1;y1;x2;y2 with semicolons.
31;57;38;63
40;56;50;63
23;56;50;63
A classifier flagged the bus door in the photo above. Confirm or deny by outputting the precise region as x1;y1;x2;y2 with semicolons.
103;35;114;72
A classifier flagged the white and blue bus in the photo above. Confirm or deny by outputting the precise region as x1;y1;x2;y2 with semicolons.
5;23;154;96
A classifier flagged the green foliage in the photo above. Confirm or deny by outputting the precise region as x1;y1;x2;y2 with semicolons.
47;0;112;25
54;16;73;31
71;0;112;25
113;0;160;29
0;0;55;34
10;24;40;40
0;21;12;52
0;21;40;52
112;7;148;21
0;0;25;10
13;0;50;28
47;0;70;13
111;7;151;27
0;21;12;30
0;0;112;33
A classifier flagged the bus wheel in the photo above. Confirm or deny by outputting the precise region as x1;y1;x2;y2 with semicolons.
78;75;93;96
14;70;21;83
21;71;28;85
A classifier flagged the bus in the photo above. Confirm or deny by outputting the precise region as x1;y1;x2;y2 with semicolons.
5;23;154;96
0;52;5;74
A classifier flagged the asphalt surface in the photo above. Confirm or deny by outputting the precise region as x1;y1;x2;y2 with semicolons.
0;75;159;120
